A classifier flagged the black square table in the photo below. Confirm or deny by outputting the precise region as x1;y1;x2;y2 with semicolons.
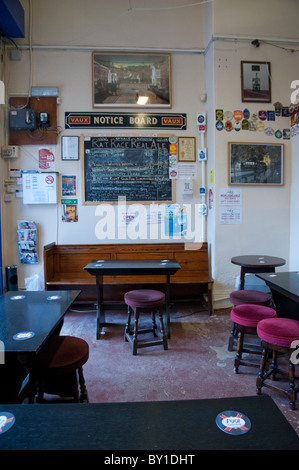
0;395;298;450
256;272;299;319
0;290;80;355
84;259;181;339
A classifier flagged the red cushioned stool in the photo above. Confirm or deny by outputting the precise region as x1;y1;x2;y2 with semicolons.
256;318;299;410
230;304;277;373
28;336;89;403
228;290;273;351
124;289;168;355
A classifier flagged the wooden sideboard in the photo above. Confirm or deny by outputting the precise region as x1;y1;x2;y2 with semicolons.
43;242;213;314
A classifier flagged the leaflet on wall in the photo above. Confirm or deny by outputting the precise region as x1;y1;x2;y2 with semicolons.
61;199;78;222
219;188;242;205
62;175;77;196
164;204;187;237
219;207;242;224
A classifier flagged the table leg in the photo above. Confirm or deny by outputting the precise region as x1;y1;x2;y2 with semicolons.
240;267;276;290
240;267;246;290
166;274;171;339
96;274;105;339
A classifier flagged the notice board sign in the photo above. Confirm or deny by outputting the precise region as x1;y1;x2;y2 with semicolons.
23;173;58;204
82;135;174;204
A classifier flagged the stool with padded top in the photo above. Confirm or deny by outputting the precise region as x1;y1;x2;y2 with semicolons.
228;290;273;351
28;335;89;403
230;304;277;373
124;289;168;355
256;317;299;410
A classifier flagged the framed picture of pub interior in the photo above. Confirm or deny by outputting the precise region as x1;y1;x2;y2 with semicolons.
228;142;284;185
241;61;271;102
92;52;171;108
81;134;175;204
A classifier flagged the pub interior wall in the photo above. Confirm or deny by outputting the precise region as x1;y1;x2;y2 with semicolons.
1;0;299;301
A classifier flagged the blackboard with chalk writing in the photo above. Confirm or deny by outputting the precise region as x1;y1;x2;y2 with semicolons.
82;135;174;204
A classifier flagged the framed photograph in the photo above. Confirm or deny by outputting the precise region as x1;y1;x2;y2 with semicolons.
241;61;271;102
178;137;196;162
92;52;171;108
61;136;79;160
228;142;284;185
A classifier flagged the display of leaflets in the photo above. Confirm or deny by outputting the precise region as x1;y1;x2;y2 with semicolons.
17;220;38;264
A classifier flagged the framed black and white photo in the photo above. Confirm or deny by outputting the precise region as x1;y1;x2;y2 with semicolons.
241;61;271;102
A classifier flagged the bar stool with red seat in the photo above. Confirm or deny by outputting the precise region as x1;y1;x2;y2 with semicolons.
124;289;168;355
230;304;277;373
256;317;299;410
228;290;273;351
28;335;89;403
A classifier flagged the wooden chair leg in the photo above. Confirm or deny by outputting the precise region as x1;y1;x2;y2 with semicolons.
132;308;139;355
78;367;88;403
158;306;168;351
234;328;244;374
125;306;132;341
256;347;268;394
228;322;237;351
288;356;297;410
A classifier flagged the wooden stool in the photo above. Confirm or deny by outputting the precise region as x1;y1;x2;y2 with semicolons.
230;304;277;373
256;317;299;410
124;289;168;355
228;290;272;351
28;336;89;403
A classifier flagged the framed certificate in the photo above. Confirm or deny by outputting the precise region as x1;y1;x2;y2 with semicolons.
61;136;79;160
178;137;196;162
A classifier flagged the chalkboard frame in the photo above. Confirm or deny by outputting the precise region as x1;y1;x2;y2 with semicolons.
81;134;175;204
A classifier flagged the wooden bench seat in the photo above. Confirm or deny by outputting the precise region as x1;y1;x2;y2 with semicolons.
44;242;213;314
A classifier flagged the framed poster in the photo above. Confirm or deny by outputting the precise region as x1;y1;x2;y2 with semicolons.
228;142;283;185
241;61;271;102
178;137;196;162
92;52;171;108
61;136;79;160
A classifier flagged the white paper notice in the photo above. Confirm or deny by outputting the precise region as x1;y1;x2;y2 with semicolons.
177;163;197;179
219;188;242;205
23;173;57;204
219;206;242;224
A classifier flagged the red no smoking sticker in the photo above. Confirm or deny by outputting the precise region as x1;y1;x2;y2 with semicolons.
45;175;54;184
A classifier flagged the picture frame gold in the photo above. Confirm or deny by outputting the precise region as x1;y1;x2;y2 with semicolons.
178;137;196;162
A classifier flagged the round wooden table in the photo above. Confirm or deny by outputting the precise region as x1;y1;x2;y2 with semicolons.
231;255;286;290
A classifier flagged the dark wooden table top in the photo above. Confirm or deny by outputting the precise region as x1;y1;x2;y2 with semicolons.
0;395;298;450
84;259;181;276
256;272;299;300
0;290;80;354
231;255;286;269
